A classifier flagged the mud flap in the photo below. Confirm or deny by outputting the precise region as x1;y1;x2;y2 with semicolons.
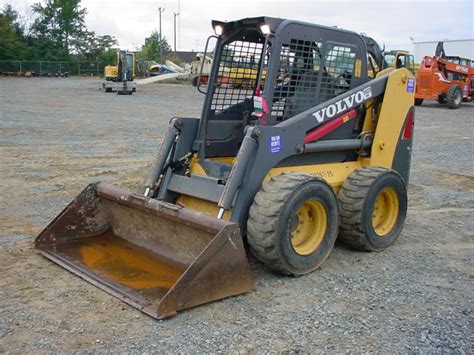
35;183;252;319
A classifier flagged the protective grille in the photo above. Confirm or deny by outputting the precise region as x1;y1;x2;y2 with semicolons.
319;45;355;101
210;40;266;116
271;40;356;121
271;40;323;120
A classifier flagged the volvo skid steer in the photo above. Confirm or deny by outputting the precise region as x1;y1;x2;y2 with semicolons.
36;17;415;319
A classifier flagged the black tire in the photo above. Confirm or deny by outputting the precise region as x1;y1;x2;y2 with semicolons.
447;85;462;109
247;173;340;276
338;166;407;251
192;76;199;87
414;98;423;106
437;95;447;104
102;83;112;93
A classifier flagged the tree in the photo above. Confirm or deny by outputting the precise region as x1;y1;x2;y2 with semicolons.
31;0;90;58
74;32;118;61
98;48;118;65
0;5;28;60
138;30;171;62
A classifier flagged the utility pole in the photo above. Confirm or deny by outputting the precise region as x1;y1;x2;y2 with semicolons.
177;0;181;50
158;6;165;62
173;12;179;53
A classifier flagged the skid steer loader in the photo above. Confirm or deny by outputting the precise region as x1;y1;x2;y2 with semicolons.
36;17;415;319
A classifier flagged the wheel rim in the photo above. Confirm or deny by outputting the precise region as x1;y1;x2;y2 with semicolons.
291;200;327;255
371;188;399;236
455;90;462;105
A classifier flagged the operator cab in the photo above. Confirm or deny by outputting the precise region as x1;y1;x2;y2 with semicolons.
197;17;369;161
383;51;415;72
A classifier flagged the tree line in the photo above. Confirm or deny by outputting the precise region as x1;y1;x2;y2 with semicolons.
0;0;173;65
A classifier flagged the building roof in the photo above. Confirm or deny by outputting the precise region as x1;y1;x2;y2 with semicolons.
174;51;200;63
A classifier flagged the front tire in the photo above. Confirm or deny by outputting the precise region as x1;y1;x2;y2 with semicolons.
247;173;340;276
447;85;462;109
338;167;407;251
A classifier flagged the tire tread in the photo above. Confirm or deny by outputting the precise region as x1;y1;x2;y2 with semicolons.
338;166;390;251
247;173;323;274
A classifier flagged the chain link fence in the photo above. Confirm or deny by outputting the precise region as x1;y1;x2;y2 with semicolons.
0;60;110;76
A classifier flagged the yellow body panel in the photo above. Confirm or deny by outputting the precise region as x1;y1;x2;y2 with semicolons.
189;156;236;177
265;161;362;192
369;68;414;168
104;65;118;79
178;155;232;218
176;195;231;220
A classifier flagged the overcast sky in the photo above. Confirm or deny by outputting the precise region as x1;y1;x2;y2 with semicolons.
3;0;474;52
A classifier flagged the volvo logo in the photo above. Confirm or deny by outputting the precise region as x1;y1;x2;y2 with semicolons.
313;87;372;123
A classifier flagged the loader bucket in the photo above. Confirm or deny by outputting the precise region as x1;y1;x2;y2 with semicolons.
35;183;252;319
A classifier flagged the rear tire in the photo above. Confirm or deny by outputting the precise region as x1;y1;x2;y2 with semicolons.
247;173;339;276
414;98;423;106
447;85;462;109
338;167;407;251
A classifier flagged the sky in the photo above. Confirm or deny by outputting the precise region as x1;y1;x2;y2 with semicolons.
3;0;473;53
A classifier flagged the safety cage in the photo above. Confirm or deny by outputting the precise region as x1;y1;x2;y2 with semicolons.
201;18;368;158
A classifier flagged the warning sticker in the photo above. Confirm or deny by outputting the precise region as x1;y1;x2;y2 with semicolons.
269;135;281;153
407;78;415;93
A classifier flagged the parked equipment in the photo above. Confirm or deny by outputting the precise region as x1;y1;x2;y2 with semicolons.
192;52;235;87
382;50;418;75
415;42;472;108
36;17;415;319
102;50;137;94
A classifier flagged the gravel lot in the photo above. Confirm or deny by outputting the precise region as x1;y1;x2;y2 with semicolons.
0;77;473;353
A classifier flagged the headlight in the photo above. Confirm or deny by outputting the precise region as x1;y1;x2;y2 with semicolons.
259;24;271;35
214;25;224;36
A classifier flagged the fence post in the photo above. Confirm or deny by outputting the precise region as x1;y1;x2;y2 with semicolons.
39;61;42;74
78;63;80;76
19;61;22;73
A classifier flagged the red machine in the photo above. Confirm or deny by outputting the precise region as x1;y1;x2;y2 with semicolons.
415;42;472;109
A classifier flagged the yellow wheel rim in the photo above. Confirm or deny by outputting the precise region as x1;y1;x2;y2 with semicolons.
371;188;399;237
291;200;327;255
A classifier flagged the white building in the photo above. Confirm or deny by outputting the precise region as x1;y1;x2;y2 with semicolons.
412;39;474;63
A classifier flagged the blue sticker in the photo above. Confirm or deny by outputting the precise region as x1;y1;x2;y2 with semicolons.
407;78;415;93
269;135;281;153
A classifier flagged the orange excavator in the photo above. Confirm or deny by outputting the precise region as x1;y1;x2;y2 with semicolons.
415;42;472;109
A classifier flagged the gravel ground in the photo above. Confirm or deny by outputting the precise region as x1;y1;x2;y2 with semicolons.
0;77;473;353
